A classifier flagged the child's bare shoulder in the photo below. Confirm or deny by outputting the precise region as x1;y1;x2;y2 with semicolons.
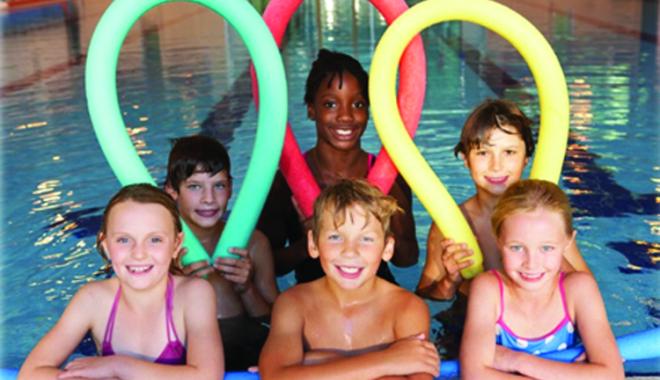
378;280;428;317
563;271;598;296
76;278;116;301
173;274;214;297
469;271;500;298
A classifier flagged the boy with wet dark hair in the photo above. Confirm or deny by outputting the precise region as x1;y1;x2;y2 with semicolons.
165;135;278;370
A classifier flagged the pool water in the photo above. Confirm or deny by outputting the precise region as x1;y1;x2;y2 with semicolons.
1;0;658;374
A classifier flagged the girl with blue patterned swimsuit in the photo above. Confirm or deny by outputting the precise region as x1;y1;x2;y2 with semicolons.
460;180;623;379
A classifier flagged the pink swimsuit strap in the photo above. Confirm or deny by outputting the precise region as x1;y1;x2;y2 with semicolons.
101;275;185;364
492;270;572;339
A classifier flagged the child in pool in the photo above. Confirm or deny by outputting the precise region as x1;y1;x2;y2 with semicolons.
417;99;590;301
259;179;439;380
257;49;419;284
164;135;278;370
19;184;223;380
460;179;623;379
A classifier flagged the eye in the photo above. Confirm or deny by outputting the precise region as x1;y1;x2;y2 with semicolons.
116;236;130;244
353;100;366;109
361;235;376;243
504;149;517;155
186;183;201;191
540;245;555;253
214;182;226;190
327;233;342;242
508;244;523;253
323;100;336;109
474;150;487;156
150;236;163;244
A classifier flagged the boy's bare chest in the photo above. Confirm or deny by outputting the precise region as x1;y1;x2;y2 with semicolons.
302;303;395;351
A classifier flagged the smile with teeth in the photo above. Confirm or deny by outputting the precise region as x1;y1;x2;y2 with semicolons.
127;265;153;274
519;272;544;281
335;265;363;279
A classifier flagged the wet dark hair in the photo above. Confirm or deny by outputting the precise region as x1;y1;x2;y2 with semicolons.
454;99;535;158
304;49;369;106
165;135;231;191
96;184;182;265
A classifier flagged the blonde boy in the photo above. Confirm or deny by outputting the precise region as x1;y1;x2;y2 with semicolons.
259;179;439;380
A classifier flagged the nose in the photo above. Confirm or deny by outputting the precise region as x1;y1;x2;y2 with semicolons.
337;103;355;122
490;153;502;171
523;250;538;269
340;239;359;258
131;243;147;260
201;186;214;204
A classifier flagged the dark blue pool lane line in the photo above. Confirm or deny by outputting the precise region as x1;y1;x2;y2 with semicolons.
434;29;658;274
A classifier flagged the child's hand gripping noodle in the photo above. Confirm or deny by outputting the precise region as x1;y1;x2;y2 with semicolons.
459;179;624;379
259;179;439;380
18;184;223;380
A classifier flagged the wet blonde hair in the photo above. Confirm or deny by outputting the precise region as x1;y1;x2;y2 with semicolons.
491;179;573;238
311;179;401;242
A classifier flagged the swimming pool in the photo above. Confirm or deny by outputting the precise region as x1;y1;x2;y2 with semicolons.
1;0;658;374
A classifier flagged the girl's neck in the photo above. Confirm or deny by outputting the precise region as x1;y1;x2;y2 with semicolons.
119;276;169;313
308;145;368;186
505;273;560;311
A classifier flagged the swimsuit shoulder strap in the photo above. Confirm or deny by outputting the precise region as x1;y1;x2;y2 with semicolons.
558;272;571;321
164;274;182;344
491;270;505;323
102;282;122;348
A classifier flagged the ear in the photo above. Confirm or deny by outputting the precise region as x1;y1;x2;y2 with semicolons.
523;156;530;167
307;230;320;259
568;230;577;247
381;236;395;262
98;232;109;259
307;103;316;121
172;232;184;259
164;183;179;201
459;152;469;169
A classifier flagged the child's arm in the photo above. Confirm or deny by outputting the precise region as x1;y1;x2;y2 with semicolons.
18;284;96;380
59;278;223;380
260;290;438;380
214;230;278;318
460;273;526;379
387;177;419;267
496;273;623;380
416;223;473;300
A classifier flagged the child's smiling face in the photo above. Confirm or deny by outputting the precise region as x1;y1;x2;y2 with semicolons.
307;72;368;153
168;167;231;233
463;126;529;197
308;203;394;290
498;208;572;291
101;200;182;291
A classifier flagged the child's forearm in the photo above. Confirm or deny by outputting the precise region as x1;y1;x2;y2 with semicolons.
512;352;623;380
263;350;396;380
417;276;460;301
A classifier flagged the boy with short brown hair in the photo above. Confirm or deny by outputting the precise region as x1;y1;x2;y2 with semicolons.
259;179;439;380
